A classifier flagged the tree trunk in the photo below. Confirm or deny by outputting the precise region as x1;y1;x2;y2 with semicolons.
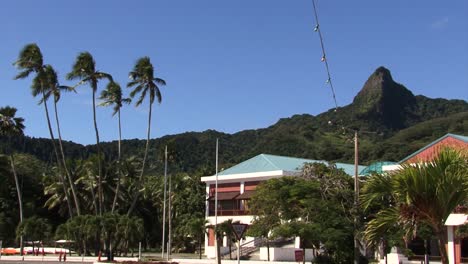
216;235;221;264
266;239;270;261
10;154;23;256
229;237;232;259
111;109;122;213
127;102;152;215
42;89;73;218
199;234;202;259
436;227;449;264
92;91;103;216
89;180;98;215
54;99;81;215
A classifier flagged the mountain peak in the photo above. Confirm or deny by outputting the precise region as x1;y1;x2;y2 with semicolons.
374;66;392;77
351;67;417;130
353;66;397;102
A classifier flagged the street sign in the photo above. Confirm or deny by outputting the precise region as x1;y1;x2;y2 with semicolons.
295;250;304;262
231;223;248;240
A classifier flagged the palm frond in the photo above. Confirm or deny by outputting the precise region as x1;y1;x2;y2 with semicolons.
154;78;166;86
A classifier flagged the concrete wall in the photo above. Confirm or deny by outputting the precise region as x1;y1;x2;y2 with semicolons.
259;247;314;261
205;246;230;259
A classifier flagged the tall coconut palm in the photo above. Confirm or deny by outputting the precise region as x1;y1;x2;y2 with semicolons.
361;148;468;264
38;64;82;215
67;52;113;215
13;43;74;218
0;106;25;255
99;82;131;213
126;57;166;215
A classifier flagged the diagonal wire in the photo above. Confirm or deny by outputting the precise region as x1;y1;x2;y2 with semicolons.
311;0;338;111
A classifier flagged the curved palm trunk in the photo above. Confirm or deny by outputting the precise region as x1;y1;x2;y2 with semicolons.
92;91;103;215
42;90;74;218
54;99;81;215
435;227;449;264
89;179;98;216
127;102;152;215
111;109;122;213
10;154;23;256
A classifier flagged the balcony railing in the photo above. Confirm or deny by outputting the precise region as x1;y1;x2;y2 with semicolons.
208;209;250;216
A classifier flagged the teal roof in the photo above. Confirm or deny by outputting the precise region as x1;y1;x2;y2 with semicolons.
450;134;468;143
218;154;366;177
400;133;468;163
359;161;397;176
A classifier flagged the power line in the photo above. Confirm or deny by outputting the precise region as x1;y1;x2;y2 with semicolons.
311;0;338;111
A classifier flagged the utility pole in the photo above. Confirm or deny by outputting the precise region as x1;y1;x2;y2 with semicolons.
354;131;360;264
215;139;220;264
161;146;168;259
167;168;172;261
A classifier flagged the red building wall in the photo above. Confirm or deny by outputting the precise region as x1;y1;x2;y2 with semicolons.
209;183;240;195
244;181;260;191
405;137;467;164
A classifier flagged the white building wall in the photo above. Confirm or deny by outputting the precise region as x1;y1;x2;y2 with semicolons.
260;248;314;261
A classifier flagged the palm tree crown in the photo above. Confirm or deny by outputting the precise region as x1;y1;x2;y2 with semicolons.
0;107;25;136
31;65;73;104
100;82;131;116
128;57;166;105
13;43;44;79
66;52;113;88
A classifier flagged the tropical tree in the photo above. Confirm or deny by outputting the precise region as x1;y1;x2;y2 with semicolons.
67;52;113;215
43;166;73;216
13;43;74;217
0;106;26;255
181;217;208;259
216;219;237;260
99;81;131;212
16;217;52;253
126;57;166;215
39;64;82;215
361;148;468;264
249;163;355;264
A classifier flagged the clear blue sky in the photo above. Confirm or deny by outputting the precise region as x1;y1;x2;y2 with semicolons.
1;0;467;145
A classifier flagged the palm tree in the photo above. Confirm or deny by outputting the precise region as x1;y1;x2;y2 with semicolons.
183;217;208;259
39;64;82;215
0;106;25;255
67;52;113;215
126;57;166;215
13;43;75;218
361;148;468;264
99;81;131;213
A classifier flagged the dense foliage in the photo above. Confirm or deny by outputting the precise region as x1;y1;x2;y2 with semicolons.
248;163;355;263
361;149;468;264
1;46;466;260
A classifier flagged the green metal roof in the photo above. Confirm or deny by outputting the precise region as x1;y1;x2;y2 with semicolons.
218;154;366;177
400;133;468;163
359;161;397;176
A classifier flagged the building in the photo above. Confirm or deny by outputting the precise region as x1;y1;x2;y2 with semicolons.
200;153;366;260
382;133;468;264
383;133;468;172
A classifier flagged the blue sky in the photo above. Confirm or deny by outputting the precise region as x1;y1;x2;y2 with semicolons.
1;0;467;145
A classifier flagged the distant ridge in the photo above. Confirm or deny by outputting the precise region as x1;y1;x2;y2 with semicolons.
1;67;467;175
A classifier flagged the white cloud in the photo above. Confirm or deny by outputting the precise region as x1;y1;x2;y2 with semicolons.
431;17;449;30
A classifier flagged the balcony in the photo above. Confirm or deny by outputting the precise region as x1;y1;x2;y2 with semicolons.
208;209;250;216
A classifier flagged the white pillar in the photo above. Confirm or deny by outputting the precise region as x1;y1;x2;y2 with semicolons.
295;237;301;248
447;226;455;264
205;184;210;218
240;181;245;194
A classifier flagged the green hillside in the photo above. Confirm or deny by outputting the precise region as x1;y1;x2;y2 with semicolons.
1;67;467;174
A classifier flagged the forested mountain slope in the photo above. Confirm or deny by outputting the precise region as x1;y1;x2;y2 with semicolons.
2;67;466;174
